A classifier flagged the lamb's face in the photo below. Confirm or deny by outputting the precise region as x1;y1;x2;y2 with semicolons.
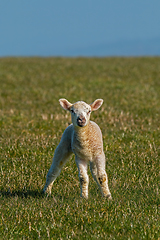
70;101;92;127
59;98;103;128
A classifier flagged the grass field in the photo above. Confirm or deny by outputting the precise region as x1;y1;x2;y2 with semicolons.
0;57;159;239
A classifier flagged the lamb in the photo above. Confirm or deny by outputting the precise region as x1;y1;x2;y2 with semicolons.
43;98;112;200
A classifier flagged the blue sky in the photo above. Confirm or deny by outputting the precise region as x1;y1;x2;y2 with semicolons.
0;0;160;56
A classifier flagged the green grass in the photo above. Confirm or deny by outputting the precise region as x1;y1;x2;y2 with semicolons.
0;57;159;239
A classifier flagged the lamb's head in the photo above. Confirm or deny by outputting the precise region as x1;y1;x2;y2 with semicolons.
59;98;103;127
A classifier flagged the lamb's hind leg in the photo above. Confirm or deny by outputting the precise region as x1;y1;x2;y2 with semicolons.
43;143;72;195
96;154;112;200
90;161;99;186
76;158;89;199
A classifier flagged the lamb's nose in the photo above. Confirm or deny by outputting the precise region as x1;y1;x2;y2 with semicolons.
77;116;83;121
77;116;86;126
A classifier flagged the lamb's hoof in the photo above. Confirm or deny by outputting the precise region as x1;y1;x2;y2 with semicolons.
43;187;51;197
81;194;88;200
106;194;112;200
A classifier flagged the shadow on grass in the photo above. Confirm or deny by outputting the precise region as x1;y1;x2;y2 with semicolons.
0;189;45;198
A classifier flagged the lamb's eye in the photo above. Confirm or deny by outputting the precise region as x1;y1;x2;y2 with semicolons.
88;110;91;114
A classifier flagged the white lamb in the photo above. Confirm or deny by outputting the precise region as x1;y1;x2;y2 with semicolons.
43;98;112;200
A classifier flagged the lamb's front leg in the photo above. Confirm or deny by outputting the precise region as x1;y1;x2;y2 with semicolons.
43;142;72;195
76;158;89;199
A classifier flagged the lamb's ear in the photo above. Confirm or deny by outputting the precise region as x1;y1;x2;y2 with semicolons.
59;98;72;111
90;99;103;111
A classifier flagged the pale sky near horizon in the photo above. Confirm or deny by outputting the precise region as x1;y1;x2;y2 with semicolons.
0;0;160;56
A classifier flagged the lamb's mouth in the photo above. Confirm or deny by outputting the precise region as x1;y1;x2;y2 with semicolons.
77;122;85;127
